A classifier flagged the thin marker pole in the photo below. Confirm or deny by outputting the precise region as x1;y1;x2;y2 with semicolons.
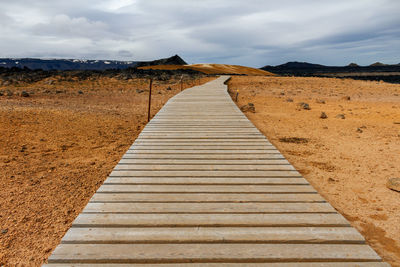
180;78;183;91
235;89;239;102
147;78;153;122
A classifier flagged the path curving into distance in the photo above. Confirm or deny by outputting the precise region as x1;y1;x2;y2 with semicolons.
45;76;387;266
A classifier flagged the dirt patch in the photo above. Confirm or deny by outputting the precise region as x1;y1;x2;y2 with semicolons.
228;76;400;266
279;137;309;144
0;76;215;266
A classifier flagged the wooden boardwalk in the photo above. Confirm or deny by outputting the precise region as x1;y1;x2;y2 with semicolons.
46;77;388;266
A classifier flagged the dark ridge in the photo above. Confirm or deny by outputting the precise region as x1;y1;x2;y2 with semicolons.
136;55;187;67
0;55;187;71
261;61;400;83
0;66;205;86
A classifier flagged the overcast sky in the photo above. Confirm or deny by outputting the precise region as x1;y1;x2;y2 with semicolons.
0;0;399;67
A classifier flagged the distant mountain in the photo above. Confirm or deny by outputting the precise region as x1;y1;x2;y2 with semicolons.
347;63;359;67
369;62;388;67
272;61;325;68
0;55;187;71
261;61;400;76
136;55;187;67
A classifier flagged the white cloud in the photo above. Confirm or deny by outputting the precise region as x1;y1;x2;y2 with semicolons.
0;0;399;65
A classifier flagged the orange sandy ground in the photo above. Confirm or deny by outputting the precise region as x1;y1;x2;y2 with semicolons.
139;63;274;76
228;76;400;266
0;76;214;266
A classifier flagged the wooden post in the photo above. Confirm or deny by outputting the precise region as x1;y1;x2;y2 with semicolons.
180;78;183;91
235;89;239;102
147;78;153;122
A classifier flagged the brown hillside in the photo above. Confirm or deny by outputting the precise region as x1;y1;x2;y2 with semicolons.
139;63;274;76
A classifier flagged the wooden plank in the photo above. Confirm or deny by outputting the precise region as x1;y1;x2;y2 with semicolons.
112;164;296;171
102;177;307;185
44;263;391;267
82;202;335;213
47;244;381;263
61;227;365;244
122;154;285;159
125;150;280;154
72;213;349;227
89;193;323;203
109;170;302;177
97;184;315;193
129;147;277;151
118;159;290;164
134;138;269;142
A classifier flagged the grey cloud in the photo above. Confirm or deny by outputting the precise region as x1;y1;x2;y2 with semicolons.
0;0;399;66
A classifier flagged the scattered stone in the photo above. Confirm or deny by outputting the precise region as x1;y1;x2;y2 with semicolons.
1;229;8;234
6;90;13;96
316;99;326;104
335;114;346;119
0;90;3;96
286;98;294;102
78;90;84;94
328;177;337;182
166;86;172;91
20;91;30;97
387;177;400;192
19;145;27;152
360;125;367;129
280;91;285;96
320;112;328;119
44;79;55;85
342;96;351;101
298;102;310;110
356;128;363;133
240;103;255;113
55;90;63;94
279;137;309;144
136;89;144;93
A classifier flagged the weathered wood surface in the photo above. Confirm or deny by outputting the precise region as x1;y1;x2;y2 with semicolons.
45;76;387;266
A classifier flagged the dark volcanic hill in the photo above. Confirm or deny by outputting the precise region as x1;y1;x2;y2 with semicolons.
0;55;187;71
261;61;400;75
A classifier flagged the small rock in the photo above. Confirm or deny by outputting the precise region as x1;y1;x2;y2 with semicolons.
166;86;172;91
1;228;8;234
19;145;27;152
240;103;255;113
0;90;3;96
280;91;285;96
286;98;294;102
55;90;63;94
320;112;328;119
136;89;144;93
44;79;55;85
316;99;326;104
279;137;309;144
78;90;84;94
356;128;363;133
342;96;351;101
20;91;30;97
6;90;13;96
298;102;310;110
335;114;346;119
387;178;400;192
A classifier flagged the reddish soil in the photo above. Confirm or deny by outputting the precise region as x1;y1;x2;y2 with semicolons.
139;64;274;75
228;76;400;266
0;76;215;266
